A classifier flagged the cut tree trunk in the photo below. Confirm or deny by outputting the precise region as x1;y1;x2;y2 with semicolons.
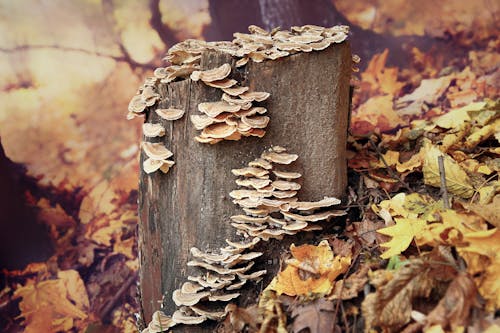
138;41;351;331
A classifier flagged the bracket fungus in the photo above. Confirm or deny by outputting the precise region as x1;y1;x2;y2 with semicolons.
137;23;351;331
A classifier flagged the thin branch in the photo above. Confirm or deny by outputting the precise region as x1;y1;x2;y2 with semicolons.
0;44;156;71
438;156;450;209
149;0;179;49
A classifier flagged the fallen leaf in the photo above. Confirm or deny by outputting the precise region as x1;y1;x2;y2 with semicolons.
351;95;406;135
13;269;89;333
273;240;351;297
330;264;369;300
377;217;427;259
422;140;475;198
467;194;500;227
425;272;479;331
291;298;336;333
362;259;439;332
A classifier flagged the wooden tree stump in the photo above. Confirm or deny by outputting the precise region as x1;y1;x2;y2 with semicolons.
138;35;351;331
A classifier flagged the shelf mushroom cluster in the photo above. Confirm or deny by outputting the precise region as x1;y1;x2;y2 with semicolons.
230;146;346;240
166;24;349;67
190;63;271;144
142;147;346;331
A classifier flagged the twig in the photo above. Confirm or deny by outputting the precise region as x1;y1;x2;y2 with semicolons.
368;138;413;192
101;271;138;322
437;156;450;209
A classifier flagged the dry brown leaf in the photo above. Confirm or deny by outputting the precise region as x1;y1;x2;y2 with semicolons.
425;272;479;331
330;264;369;300
362;259;438;332
290;298;336;333
467;194;500;227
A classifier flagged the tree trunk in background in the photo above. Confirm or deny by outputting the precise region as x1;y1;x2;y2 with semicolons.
204;0;456;69
138;42;351;331
0;139;53;271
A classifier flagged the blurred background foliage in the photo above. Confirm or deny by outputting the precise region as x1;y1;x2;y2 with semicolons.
0;0;498;332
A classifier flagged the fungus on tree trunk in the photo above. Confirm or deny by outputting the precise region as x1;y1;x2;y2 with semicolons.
133;24;352;332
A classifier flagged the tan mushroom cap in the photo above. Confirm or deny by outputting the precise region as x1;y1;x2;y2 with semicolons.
272;190;298;199
285;196;341;211
208;292;241;302
187;275;233;290
236;107;267;118
231;166;269;178
143;158;167;174
222;94;253;108
201;123;237;139
190;114;218;130
229;189;272;200
230;222;267;233
231;215;268;224
180;281;204;294
248;24;269;35
142;123;165;137
225;237;260;250
254;228;286;240
235;57;249;67
187;260;254;275
236;269;267;280
190;63;231;82
142;142;173;160
128;95;147;113
222;86;249;96
243;207;273;217
198;101;241;117
226;279;247;290
172;309;207;325
239;91;271;102
147;311;176;333
261;151;298;164
155;108;185;121
272;146;288;153
190;305;228;320
241;115;270;129
244;128;266;138
172;289;210;307
153;67;167;79
236;177;271;189
159;160;175;174
272;170;302;179
272;180;301;191
194;136;223;144
205;78;238;89
282;220;309;231
190;247;230;263
281;209;346;222
309;39;332;51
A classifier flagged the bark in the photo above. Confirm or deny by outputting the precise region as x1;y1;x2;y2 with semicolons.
138;42;351;331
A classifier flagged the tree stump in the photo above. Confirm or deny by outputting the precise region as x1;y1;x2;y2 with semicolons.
138;34;351;331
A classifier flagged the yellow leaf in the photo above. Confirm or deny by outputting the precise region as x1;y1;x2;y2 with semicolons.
422;140;475;198
377;218;427;259
272;240;351;297
433;101;486;129
14;269;89;332
458;229;500;311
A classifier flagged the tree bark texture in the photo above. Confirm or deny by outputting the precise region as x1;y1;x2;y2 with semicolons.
138;42;351;331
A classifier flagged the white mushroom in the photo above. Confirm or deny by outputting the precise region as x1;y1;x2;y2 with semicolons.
155;108;185;121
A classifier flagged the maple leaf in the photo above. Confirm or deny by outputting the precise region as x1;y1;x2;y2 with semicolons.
13;269;89;333
272;240;351;297
351;95;406;135
361;49;404;96
290;298;336;333
377;217;427;259
422;140;475;198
